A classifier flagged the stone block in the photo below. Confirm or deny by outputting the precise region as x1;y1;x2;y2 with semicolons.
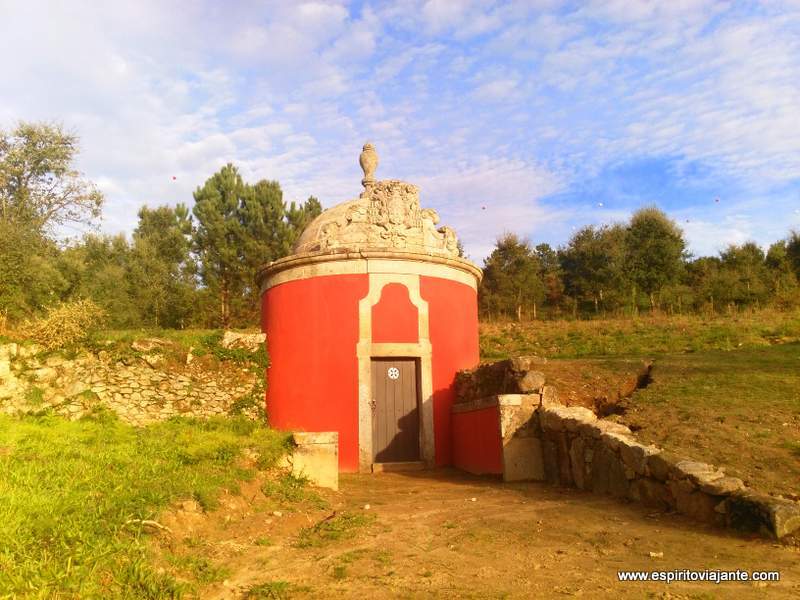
32;367;57;384
673;460;725;486
590;445;629;499
646;451;682;482
569;436;587;489
517;370;546;393
698;476;745;495
727;491;800;539
540;385;560;407
0;343;18;360
502;436;545;482
619;440;659;476
221;331;266;352
290;432;339;491
556;431;573;486
542;439;559;484
629;478;672;511
669;478;718;523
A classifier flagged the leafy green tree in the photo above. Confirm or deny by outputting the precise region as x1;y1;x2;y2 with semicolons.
0;122;103;322
129;204;196;327
0;122;103;232
286;196;322;248
625;207;686;312
787;231;800;279
0;222;65;320
560;224;627;315
59;234;140;328
535;243;565;314
767;237;800;308
480;234;544;320
718;242;770;309
192;164;249;328
192;165;315;327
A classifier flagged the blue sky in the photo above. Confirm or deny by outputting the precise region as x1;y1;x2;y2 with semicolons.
2;0;799;260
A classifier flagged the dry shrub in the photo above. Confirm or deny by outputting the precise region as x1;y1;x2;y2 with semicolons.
24;300;106;350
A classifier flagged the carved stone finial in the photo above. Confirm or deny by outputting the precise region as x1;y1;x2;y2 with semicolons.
359;142;378;190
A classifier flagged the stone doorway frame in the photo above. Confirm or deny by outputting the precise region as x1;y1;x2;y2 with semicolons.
357;273;434;472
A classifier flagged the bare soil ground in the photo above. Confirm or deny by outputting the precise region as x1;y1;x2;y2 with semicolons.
532;358;651;414
155;470;800;599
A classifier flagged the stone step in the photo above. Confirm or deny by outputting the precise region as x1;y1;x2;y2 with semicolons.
372;461;426;473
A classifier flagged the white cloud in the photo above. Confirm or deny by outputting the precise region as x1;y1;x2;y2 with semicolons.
1;0;798;262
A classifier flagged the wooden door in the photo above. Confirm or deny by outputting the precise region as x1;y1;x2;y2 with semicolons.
371;358;420;463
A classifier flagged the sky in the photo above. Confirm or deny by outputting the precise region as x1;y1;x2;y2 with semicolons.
2;0;799;261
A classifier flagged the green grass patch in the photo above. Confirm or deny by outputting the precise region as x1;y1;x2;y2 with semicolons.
295;513;375;549
24;385;45;406
261;473;327;510
166;553;230;584
243;580;301;599
623;342;800;497
0;414;291;597
480;310;800;359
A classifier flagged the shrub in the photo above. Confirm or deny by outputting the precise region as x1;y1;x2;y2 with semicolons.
23;299;106;350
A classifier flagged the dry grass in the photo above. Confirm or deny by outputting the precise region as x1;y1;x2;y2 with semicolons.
22;299;106;350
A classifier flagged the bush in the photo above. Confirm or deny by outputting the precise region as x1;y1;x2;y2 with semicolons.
23;299;106;350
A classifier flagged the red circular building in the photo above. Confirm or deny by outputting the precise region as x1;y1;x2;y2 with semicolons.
258;144;481;472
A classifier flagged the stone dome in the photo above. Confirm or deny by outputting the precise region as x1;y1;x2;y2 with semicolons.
292;144;461;259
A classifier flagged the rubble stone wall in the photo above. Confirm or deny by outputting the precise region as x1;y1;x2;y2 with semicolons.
0;342;261;425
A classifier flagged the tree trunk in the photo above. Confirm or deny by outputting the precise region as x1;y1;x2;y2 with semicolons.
221;279;230;329
533;301;537;320
516;303;522;322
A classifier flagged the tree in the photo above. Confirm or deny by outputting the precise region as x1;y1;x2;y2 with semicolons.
0;122;103;232
0;122;103;321
560;224;627;315
192;165;314;327
192;165;249;328
718;242;770;309
535;243;565;314
130;204;196;327
787;231;800;279
0;221;65;320
480;233;544;321
625;206;686;312
59;234;140;328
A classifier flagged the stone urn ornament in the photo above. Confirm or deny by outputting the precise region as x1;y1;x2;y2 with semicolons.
359;142;378;190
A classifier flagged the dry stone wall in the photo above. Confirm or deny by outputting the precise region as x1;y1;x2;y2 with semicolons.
536;402;800;540
0;341;262;424
454;358;800;541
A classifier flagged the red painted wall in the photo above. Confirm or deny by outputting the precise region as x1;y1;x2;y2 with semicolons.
420;276;480;466
263;270;480;471
262;274;368;472
372;283;418;343
451;407;503;475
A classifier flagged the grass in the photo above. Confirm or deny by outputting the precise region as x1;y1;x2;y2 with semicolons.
261;473;328;510
295;513;375;549
620;342;800;498
0;413;291;598
243;581;301;599
479;310;800;359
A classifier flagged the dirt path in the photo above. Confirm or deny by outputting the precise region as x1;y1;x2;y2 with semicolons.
158;469;800;599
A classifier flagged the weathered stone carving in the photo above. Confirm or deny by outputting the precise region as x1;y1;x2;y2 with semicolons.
359;142;378;189
293;144;461;258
